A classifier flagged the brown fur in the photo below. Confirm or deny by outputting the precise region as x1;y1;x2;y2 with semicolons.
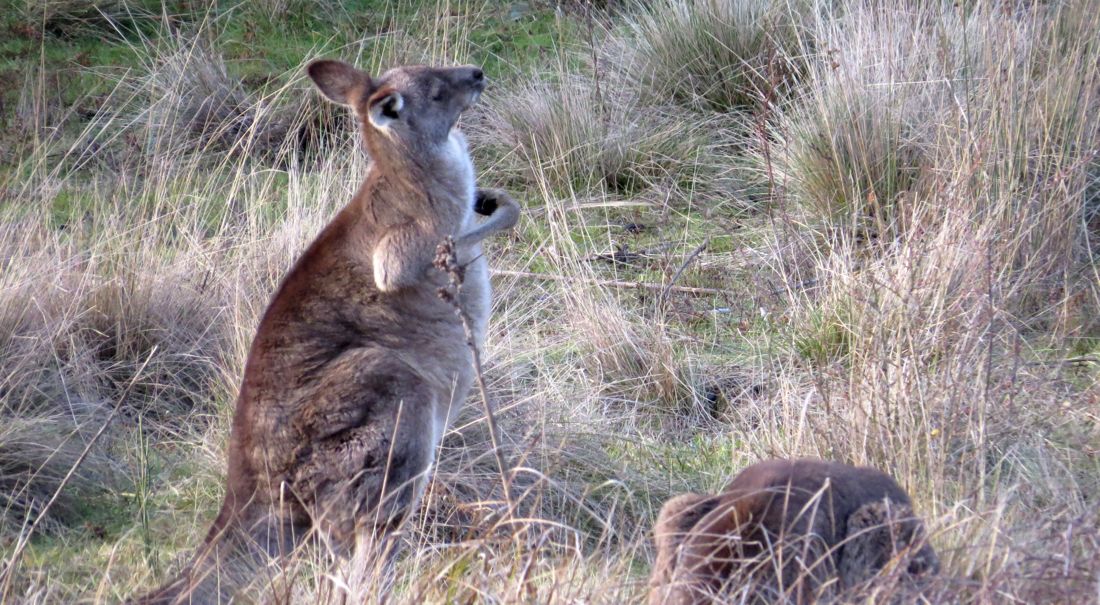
648;459;939;605
133;60;519;604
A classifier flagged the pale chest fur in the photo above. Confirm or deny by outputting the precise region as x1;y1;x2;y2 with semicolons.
442;129;476;232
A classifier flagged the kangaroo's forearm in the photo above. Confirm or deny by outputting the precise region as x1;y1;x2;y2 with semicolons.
454;189;519;248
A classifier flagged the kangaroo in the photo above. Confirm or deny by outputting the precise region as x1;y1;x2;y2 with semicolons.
134;60;520;604
648;459;939;605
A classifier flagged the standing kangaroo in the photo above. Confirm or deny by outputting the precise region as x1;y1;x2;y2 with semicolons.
135;60;520;604
649;459;939;604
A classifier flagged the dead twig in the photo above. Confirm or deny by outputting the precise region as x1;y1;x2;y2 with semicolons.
660;238;709;305
492;269;730;297
584;241;675;265
1025;356;1099;367
433;239;515;519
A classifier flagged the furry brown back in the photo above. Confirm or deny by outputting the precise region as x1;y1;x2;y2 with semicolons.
648;459;939;605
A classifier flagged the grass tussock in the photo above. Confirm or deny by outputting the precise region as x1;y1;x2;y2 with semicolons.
472;71;718;201
1;0;1099;603
566;282;690;407
608;0;806;112
0;223;231;533
0;414;109;535
126;32;348;164
137;35;265;159
764;2;1100;257
18;0;141;33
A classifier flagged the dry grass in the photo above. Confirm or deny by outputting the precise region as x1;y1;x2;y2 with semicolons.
1;0;1099;603
115;31;349;164
470;70;723;204
605;0;806;112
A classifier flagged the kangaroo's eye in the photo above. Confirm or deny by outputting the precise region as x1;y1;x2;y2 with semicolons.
431;90;446;102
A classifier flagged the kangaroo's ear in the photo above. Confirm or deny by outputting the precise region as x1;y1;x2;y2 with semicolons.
307;60;371;106
367;88;404;129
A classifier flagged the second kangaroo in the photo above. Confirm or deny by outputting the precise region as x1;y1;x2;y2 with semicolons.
136;60;520;604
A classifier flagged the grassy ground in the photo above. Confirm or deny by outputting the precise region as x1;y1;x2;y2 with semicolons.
1;0;1098;602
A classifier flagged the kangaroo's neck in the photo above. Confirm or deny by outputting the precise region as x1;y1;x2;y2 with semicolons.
361;129;475;226
367;129;475;201
435;129;476;210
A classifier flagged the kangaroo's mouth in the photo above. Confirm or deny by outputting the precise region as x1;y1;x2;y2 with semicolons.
452;70;486;129
464;75;486;110
466;81;485;108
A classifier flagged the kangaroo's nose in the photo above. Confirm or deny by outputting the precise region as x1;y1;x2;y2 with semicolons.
471;68;484;82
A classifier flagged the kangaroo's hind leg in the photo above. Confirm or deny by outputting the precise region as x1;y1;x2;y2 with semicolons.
291;354;440;555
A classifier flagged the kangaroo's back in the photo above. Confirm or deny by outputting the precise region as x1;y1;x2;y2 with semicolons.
648;459;939;605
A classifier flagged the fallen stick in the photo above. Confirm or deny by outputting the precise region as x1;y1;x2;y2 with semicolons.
660;238;709;304
491;269;731;297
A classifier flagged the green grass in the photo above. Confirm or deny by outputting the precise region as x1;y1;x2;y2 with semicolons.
467;6;569;78
612;433;746;493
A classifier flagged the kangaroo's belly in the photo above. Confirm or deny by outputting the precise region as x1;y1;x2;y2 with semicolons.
237;282;483;512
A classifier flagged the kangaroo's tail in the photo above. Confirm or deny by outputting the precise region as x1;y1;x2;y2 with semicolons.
130;502;300;605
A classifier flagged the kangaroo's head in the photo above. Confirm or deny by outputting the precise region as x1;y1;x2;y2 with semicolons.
307;60;484;165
